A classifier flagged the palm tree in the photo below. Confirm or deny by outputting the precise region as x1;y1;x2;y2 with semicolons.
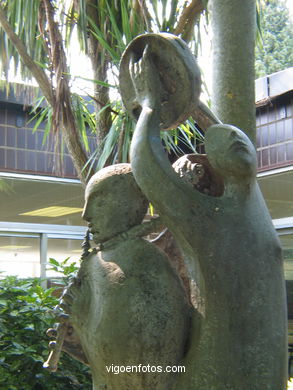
0;0;206;184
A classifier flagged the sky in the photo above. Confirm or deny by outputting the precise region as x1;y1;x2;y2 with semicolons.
287;0;293;19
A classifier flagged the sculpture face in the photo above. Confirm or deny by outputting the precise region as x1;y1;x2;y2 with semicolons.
205;124;257;180
82;164;148;244
83;187;118;244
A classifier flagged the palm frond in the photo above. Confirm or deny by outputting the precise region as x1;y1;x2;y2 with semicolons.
88;18;121;64
121;0;135;42
95;116;122;170
0;0;48;80
0;0;209;181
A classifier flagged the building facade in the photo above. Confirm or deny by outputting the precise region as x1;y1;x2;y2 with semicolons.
0;69;292;297
254;68;293;350
0;84;87;282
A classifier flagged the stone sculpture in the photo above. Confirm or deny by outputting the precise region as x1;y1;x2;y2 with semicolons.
119;33;287;388
45;163;190;390
45;32;287;390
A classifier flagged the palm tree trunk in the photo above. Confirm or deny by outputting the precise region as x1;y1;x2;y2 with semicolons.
0;5;53;105
0;3;91;184
86;0;113;161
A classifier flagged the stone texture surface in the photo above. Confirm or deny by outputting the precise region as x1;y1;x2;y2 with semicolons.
59;163;191;390
124;33;287;389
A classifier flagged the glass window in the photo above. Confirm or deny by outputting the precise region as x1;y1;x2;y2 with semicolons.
281;234;293;281
269;146;277;165
286;143;293;161
6;127;16;147
261;126;269;147
0;235;40;278
277;144;286;163
261;149;269;166
284;118;293;140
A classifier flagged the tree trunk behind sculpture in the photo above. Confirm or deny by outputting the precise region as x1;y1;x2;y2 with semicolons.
210;0;257;144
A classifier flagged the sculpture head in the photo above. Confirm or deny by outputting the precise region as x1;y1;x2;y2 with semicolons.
205;124;257;182
82;164;148;244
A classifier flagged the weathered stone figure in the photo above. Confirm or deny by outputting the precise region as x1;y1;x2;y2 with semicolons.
48;163;190;390
119;33;287;389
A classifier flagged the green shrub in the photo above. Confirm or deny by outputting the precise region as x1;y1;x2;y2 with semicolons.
0;275;91;390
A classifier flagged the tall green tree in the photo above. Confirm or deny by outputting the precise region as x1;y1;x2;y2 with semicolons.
255;0;293;78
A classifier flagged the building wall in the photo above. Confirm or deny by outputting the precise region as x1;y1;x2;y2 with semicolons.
256;92;293;171
0;102;96;178
0;82;292;282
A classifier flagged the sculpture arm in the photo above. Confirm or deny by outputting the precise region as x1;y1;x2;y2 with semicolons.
129;44;214;244
130;105;207;238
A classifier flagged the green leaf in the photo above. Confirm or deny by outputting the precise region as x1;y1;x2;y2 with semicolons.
48;258;59;267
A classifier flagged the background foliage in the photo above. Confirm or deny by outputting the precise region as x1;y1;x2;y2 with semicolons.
255;0;293;77
0;260;91;390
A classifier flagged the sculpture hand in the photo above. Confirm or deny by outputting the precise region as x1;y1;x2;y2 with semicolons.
129;44;161;110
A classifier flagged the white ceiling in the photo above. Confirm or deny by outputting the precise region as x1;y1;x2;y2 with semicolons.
258;169;293;220
0;175;86;226
0;168;291;227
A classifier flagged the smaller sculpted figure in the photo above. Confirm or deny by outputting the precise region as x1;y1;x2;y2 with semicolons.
46;163;191;390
